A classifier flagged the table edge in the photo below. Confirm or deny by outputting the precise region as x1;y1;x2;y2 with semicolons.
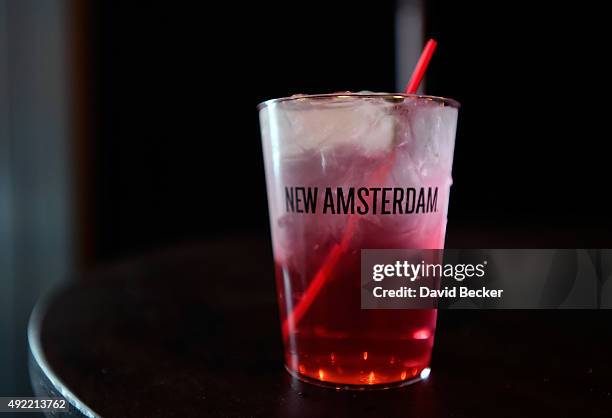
28;284;102;418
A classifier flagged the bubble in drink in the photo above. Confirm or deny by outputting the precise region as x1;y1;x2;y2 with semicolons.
259;93;458;388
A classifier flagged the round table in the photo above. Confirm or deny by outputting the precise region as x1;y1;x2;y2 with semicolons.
28;237;612;417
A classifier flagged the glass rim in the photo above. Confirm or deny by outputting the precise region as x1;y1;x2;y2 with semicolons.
257;92;460;111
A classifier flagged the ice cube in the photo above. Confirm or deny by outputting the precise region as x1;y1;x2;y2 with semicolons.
270;96;396;157
389;101;457;184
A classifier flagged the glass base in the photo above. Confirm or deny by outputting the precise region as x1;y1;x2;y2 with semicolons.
284;364;430;391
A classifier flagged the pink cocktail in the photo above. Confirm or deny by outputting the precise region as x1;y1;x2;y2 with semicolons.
259;93;459;389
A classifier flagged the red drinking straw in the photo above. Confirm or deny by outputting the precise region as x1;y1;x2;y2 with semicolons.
281;39;439;341
405;39;437;94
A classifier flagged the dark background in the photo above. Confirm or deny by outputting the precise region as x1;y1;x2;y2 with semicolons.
1;0;610;406
90;1;398;261
88;1;610;263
